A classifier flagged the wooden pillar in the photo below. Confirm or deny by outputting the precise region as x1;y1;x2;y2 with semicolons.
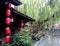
4;3;11;44
19;20;24;34
30;21;34;37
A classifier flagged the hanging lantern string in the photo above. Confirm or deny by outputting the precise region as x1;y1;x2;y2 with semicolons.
4;2;12;44
30;21;33;37
20;20;24;34
6;3;11;17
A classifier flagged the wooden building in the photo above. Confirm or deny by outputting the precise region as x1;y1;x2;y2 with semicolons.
0;0;35;44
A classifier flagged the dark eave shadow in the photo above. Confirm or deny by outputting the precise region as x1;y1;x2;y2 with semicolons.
0;0;22;6
11;8;35;23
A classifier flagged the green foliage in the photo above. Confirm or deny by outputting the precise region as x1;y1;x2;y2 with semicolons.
35;33;41;40
19;0;60;24
33;22;39;33
10;28;33;46
18;0;60;34
18;0;43;21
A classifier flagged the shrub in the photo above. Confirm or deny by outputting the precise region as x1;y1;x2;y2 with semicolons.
35;33;41;41
10;28;33;46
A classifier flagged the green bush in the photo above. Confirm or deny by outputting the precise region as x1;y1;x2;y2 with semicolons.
35;33;41;40
10;28;33;46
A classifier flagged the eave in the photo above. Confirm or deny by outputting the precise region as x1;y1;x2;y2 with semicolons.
0;0;22;6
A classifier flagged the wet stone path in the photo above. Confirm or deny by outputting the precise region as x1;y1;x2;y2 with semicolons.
34;33;60;46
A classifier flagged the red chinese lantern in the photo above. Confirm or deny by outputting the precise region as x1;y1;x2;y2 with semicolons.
20;27;23;31
30;27;33;30
5;17;11;25
6;9;11;17
7;3;11;8
4;36;10;43
30;27;33;36
20;23;24;27
30;28;33;33
5;27;11;35
20;27;23;34
30;29;33;37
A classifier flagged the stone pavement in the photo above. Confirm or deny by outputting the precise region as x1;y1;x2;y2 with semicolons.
34;31;60;46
